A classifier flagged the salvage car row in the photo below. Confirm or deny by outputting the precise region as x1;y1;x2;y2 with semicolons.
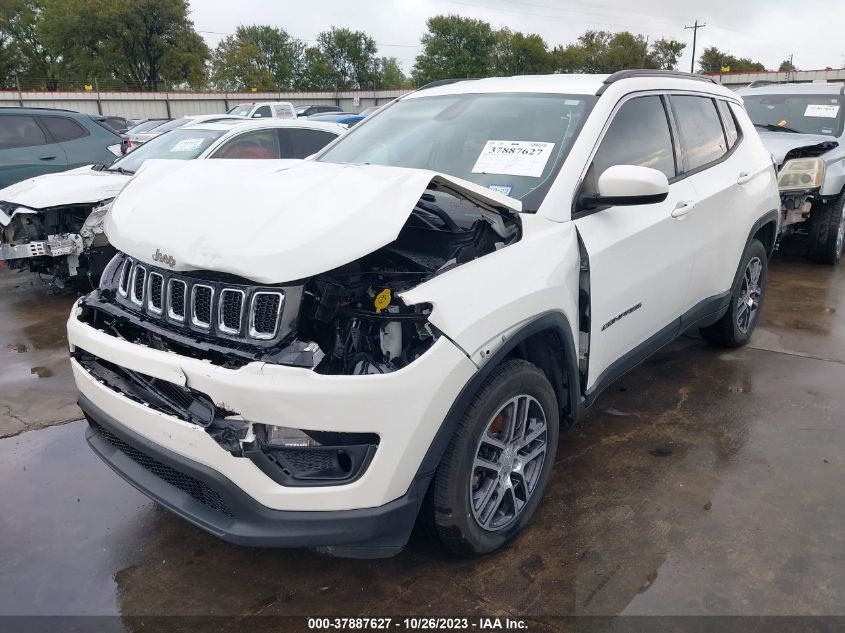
2;71;844;559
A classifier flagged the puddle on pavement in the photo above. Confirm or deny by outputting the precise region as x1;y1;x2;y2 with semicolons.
30;366;53;378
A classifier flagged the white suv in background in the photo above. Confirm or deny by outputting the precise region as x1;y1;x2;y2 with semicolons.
227;101;297;120
67;71;780;558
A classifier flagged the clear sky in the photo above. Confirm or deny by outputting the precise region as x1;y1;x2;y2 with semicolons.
189;0;844;75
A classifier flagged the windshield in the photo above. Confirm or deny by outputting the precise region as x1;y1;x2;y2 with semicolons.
317;93;596;212
125;120;167;134
744;94;845;137
108;128;225;173
227;105;253;117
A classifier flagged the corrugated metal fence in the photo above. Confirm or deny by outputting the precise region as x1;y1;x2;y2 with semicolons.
0;89;413;119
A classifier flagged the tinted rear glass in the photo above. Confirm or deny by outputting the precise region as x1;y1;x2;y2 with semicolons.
671;96;728;171
40;116;88;142
0;115;48;149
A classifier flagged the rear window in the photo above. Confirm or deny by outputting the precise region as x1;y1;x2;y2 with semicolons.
40;116;89;142
125;120;167;134
671;96;728;171
743;93;845;137
716;100;739;148
0;115;48;149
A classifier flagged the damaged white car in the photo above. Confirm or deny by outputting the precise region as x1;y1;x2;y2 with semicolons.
0;119;345;290
68;71;781;557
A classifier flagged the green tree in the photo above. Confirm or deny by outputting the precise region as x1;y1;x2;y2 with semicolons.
698;46;765;73
212;25;304;91
316;27;379;89
648;38;686;70
376;56;407;88
0;0;65;88
493;29;551;75
296;46;335;90
778;58;796;72
551;31;649;74
37;0;209;90
412;15;496;84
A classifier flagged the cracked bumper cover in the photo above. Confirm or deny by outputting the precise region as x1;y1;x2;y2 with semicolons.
82;394;428;557
67;300;477;513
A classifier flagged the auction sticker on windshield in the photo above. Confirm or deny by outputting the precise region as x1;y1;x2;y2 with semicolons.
170;138;205;152
472;140;555;177
805;104;840;118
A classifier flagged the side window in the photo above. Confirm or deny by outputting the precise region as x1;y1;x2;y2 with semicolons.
716;100;740;149
279;129;339;159
671;96;728;171
584;96;676;195
211;129;281;159
40;116;88;142
0;115;48;149
252;105;272;118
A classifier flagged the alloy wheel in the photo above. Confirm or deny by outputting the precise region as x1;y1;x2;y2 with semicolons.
736;256;763;334
469;394;548;532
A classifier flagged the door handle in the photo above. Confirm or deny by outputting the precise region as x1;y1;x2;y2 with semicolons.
671;200;696;218
38;155;57;161
737;172;753;185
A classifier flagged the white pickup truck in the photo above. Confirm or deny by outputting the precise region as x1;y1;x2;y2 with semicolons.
68;71;781;558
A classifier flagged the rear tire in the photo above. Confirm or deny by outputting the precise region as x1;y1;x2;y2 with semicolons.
700;239;768;348
427;359;559;555
807;194;845;265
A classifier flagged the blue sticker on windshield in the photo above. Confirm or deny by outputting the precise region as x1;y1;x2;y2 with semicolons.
488;184;513;196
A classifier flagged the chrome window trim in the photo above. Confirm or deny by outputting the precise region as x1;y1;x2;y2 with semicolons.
249;291;284;340
191;284;214;329
218;288;246;335
167;278;187;322
130;264;146;306
147;272;164;314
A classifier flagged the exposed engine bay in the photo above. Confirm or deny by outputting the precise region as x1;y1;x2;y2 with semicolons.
0;201;113;289
79;186;520;376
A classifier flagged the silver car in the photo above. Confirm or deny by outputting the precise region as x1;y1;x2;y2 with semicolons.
739;83;845;264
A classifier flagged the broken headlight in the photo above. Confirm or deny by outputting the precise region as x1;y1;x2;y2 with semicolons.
778;157;825;191
244;424;379;486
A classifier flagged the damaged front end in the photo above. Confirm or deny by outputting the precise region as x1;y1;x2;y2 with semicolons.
0;199;115;289
74;179;520;471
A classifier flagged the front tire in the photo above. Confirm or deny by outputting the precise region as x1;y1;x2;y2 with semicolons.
700;239;768;348
427;359;559;555
807;194;845;265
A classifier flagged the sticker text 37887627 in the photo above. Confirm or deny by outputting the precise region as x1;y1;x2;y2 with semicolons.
472;140;555;178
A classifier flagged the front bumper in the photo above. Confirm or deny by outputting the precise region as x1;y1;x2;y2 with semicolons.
82;394;427;557
68;301;477;513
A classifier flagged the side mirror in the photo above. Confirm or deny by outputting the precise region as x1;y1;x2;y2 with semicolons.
252;112;263;118
581;165;669;209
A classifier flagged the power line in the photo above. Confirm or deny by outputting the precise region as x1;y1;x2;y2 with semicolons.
684;20;706;73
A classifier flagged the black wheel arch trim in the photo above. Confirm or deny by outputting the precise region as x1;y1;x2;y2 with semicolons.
413;311;581;482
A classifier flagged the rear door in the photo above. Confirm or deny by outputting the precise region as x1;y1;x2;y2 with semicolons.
277;128;340;158
667;95;743;311
40;114;113;169
0;114;67;187
573;94;697;393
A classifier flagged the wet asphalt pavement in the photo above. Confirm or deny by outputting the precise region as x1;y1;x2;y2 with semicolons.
0;249;844;621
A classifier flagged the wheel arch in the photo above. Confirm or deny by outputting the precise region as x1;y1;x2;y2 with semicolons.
752;210;780;258
413;311;581;482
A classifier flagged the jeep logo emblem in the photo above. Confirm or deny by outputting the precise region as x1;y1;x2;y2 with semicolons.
152;248;176;267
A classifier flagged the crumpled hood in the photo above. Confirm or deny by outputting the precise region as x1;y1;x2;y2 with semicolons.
757;131;839;165
0;165;129;211
106;159;521;284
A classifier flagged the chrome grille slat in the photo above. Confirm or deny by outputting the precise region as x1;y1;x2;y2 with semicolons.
191;284;214;329
148;272;164;314
130;265;146;306
167;278;187;321
115;258;285;343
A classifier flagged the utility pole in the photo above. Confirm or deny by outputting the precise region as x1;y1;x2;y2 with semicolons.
684;20;707;73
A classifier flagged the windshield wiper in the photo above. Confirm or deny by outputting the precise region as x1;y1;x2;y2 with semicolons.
107;166;136;175
754;122;801;134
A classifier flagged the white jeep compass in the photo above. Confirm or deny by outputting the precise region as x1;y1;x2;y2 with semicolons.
67;71;781;558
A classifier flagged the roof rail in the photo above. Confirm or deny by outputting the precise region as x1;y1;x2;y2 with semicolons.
416;78;475;91
596;69;717;95
0;106;78;113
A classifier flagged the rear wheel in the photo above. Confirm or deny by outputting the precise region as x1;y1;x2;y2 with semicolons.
807;194;845;265
700;239;768;348
427;359;559;555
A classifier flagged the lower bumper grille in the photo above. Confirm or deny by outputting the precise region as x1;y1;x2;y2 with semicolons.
91;420;234;518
